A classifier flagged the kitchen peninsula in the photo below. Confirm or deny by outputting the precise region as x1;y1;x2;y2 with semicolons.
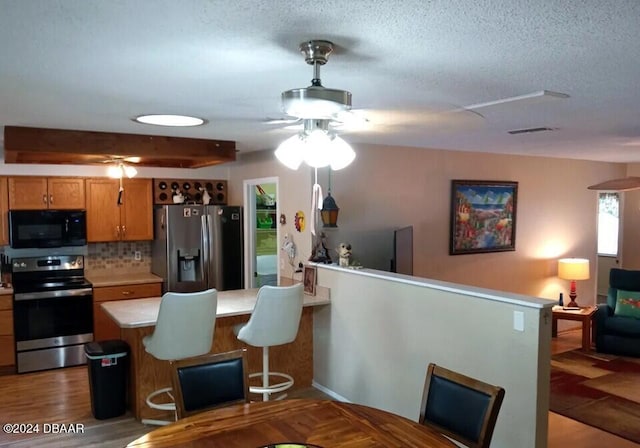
102;287;330;421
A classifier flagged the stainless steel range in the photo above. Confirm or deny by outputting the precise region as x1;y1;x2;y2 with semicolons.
12;255;93;373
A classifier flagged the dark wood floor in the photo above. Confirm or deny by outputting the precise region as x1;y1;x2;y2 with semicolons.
0;331;637;447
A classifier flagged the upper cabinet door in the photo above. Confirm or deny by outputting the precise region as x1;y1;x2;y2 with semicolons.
121;179;153;241
47;178;85;209
8;177;85;210
8;177;48;209
86;179;121;242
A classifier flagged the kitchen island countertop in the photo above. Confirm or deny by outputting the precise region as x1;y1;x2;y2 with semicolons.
102;286;330;328
86;272;163;287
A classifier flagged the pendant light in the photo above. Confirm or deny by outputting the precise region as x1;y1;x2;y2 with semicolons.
321;168;340;227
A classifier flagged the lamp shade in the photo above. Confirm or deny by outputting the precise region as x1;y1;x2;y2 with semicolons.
558;258;590;280
274;130;356;171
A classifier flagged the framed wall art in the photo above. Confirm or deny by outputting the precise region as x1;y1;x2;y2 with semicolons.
303;265;317;296
450;180;518;255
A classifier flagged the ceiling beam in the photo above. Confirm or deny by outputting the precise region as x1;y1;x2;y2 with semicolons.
3;126;236;168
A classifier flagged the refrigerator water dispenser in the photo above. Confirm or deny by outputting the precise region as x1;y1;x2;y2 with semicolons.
177;249;202;283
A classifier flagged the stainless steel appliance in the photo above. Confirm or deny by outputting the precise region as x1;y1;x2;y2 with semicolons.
12;255;93;373
9;210;87;248
151;205;243;293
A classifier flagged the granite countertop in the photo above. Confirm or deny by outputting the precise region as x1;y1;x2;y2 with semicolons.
0;286;13;295
101;287;331;328
86;272;163;288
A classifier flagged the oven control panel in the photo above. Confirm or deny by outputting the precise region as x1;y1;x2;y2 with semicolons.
12;255;84;272
153;178;227;205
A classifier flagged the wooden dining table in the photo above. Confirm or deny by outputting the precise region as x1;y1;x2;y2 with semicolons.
126;398;456;447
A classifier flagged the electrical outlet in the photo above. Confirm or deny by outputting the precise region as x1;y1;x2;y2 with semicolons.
134;251;142;261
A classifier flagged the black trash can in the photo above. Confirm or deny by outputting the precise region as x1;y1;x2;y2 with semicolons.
85;339;129;420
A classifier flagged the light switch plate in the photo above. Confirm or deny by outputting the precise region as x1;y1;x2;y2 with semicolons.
513;311;524;332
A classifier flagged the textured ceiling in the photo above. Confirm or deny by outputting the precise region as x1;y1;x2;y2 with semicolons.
1;0;639;163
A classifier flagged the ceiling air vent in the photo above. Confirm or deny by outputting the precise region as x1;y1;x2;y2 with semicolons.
508;127;556;135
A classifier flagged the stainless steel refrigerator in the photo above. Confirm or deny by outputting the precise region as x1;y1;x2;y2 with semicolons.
151;205;243;293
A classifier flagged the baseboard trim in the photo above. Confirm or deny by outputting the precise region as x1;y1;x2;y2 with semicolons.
311;380;351;403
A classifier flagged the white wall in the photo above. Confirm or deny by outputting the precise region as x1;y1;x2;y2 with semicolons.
226;151;314;280
622;164;640;269
313;143;625;304
313;265;554;448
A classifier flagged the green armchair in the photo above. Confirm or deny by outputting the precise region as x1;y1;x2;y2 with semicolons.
595;268;640;357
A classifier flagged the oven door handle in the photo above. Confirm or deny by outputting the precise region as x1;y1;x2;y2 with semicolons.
14;288;93;301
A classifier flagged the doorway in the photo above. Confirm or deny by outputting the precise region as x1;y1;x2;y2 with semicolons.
243;177;279;288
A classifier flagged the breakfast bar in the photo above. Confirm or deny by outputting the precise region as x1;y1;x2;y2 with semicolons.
101;287;330;421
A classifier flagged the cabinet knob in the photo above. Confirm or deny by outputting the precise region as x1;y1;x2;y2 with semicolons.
122;226;126;238
49;195;54;204
121;290;132;296
116;226;120;237
42;194;47;205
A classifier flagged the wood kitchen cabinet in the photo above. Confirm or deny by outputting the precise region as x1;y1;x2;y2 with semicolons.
0;178;8;246
86;178;153;242
93;282;162;341
8;176;85;210
0;295;14;368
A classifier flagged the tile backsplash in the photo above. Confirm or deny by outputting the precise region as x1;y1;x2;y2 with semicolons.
87;241;152;273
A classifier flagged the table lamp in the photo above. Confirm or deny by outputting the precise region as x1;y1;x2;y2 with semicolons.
558;258;590;307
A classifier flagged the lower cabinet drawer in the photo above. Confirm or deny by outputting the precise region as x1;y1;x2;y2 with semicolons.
93;283;162;302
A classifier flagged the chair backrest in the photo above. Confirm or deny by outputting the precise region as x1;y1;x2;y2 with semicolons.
419;363;505;448
144;288;218;360
236;283;304;347
608;268;640;309
171;349;249;419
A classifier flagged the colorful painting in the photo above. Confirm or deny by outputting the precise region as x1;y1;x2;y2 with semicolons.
450;180;518;255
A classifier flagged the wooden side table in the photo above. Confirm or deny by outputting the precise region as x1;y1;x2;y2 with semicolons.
551;305;598;351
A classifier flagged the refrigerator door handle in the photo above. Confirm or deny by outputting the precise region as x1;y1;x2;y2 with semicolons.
201;213;210;287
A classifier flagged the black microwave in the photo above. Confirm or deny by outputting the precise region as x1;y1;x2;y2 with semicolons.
9;210;87;248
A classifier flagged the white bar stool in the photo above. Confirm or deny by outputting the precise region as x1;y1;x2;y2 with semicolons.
234;284;303;401
141;288;217;426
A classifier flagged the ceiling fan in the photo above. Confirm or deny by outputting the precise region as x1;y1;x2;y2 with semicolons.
265;40;369;131
266;40;489;137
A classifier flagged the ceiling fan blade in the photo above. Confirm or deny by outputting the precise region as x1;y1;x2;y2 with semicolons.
588;177;640;191
263;117;302;125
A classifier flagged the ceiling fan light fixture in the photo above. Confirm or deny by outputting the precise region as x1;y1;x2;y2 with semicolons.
327;136;356;170
274;119;355;171
107;161;138;179
274;134;305;170
123;164;138;178
133;114;205;127
107;164;124;179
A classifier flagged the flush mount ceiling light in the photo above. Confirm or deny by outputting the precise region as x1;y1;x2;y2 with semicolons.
275;40;355;170
133;114;205;127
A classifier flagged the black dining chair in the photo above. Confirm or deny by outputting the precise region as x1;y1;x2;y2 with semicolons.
170;348;249;419
419;363;505;448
